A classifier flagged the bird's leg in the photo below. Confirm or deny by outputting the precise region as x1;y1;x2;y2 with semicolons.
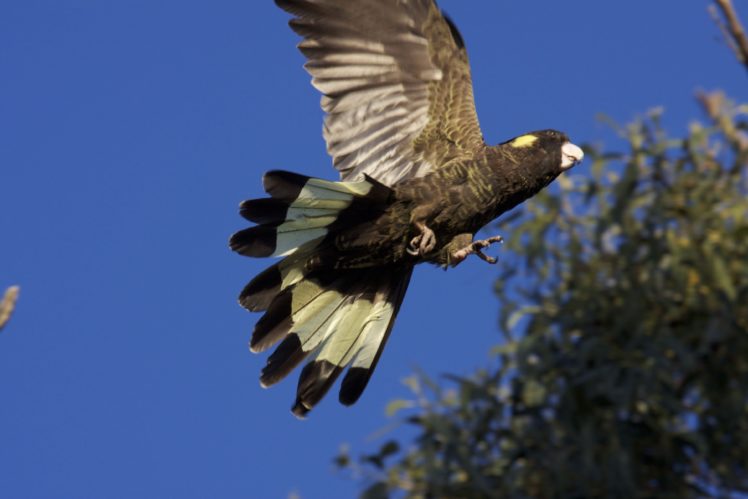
406;205;437;256
406;221;437;256
448;235;504;267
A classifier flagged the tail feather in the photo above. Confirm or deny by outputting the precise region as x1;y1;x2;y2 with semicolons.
239;240;321;312
261;170;309;200
252;264;412;417
260;333;308;387
230;170;392;259
249;289;293;353
292;273;411;416
230;223;327;258
232;171;410;416
240;198;342;225
340;267;412;405
291;299;378;413
260;281;352;387
293;361;343;418
239;263;283;312
263;170;384;201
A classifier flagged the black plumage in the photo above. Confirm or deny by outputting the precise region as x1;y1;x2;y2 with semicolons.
230;0;584;417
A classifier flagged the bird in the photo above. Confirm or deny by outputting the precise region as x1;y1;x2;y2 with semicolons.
230;0;584;418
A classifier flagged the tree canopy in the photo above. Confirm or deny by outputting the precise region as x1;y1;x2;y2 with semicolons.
337;4;748;497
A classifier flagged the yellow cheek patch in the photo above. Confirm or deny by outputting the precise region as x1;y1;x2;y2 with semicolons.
510;134;538;148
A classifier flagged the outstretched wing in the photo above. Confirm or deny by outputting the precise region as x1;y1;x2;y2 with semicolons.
276;0;485;186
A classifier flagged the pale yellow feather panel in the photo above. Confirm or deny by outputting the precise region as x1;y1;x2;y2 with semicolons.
273;231;327;257
348;300;395;370
284;206;340;220
263;175;379;257
278;257;308;291
302;177;374;196
291;287;349;352
285;198;352;210
315;299;374;365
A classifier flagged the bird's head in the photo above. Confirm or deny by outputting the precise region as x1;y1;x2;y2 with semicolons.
505;129;584;176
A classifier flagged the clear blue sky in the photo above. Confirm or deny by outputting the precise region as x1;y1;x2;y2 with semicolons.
1;1;746;498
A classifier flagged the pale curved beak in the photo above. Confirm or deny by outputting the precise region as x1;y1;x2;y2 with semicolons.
561;142;584;169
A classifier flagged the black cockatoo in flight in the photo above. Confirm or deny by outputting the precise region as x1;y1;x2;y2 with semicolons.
231;0;584;417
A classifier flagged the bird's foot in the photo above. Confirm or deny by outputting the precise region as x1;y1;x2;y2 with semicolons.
406;223;437;256
449;235;503;266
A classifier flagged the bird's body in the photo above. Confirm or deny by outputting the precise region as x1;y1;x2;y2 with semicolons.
310;139;567;268
391;140;568;264
231;0;583;417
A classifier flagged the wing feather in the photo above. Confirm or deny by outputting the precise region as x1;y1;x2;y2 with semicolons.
276;0;485;186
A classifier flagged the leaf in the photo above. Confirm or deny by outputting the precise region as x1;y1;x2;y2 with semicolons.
385;399;414;417
379;440;400;458
521;379;547;408
506;306;541;331
491;341;518;357
711;255;737;300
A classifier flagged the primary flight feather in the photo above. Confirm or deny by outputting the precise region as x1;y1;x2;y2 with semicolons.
231;0;583;417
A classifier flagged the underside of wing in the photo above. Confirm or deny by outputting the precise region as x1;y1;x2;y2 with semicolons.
276;0;485;186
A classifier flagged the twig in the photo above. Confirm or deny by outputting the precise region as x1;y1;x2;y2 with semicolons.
0;286;20;331
696;90;748;173
710;0;748;73
695;90;723;122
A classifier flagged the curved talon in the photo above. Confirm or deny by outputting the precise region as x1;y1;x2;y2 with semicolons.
472;235;503;251
419;229;436;254
449;235;504;266
475;249;498;264
407;234;422;255
407;223;437;256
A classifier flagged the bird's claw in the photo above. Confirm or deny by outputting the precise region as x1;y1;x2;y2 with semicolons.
474;250;498;264
449;235;503;266
407;225;437;256
406;244;420;256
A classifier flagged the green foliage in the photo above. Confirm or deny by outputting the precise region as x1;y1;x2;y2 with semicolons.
337;94;748;498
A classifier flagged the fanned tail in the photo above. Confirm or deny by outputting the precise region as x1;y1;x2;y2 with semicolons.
262;265;412;418
230;170;390;258
231;170;413;417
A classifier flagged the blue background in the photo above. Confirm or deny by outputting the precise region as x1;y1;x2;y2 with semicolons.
1;1;746;497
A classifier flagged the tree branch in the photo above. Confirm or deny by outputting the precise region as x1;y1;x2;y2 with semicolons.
0;286;20;331
710;0;748;73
